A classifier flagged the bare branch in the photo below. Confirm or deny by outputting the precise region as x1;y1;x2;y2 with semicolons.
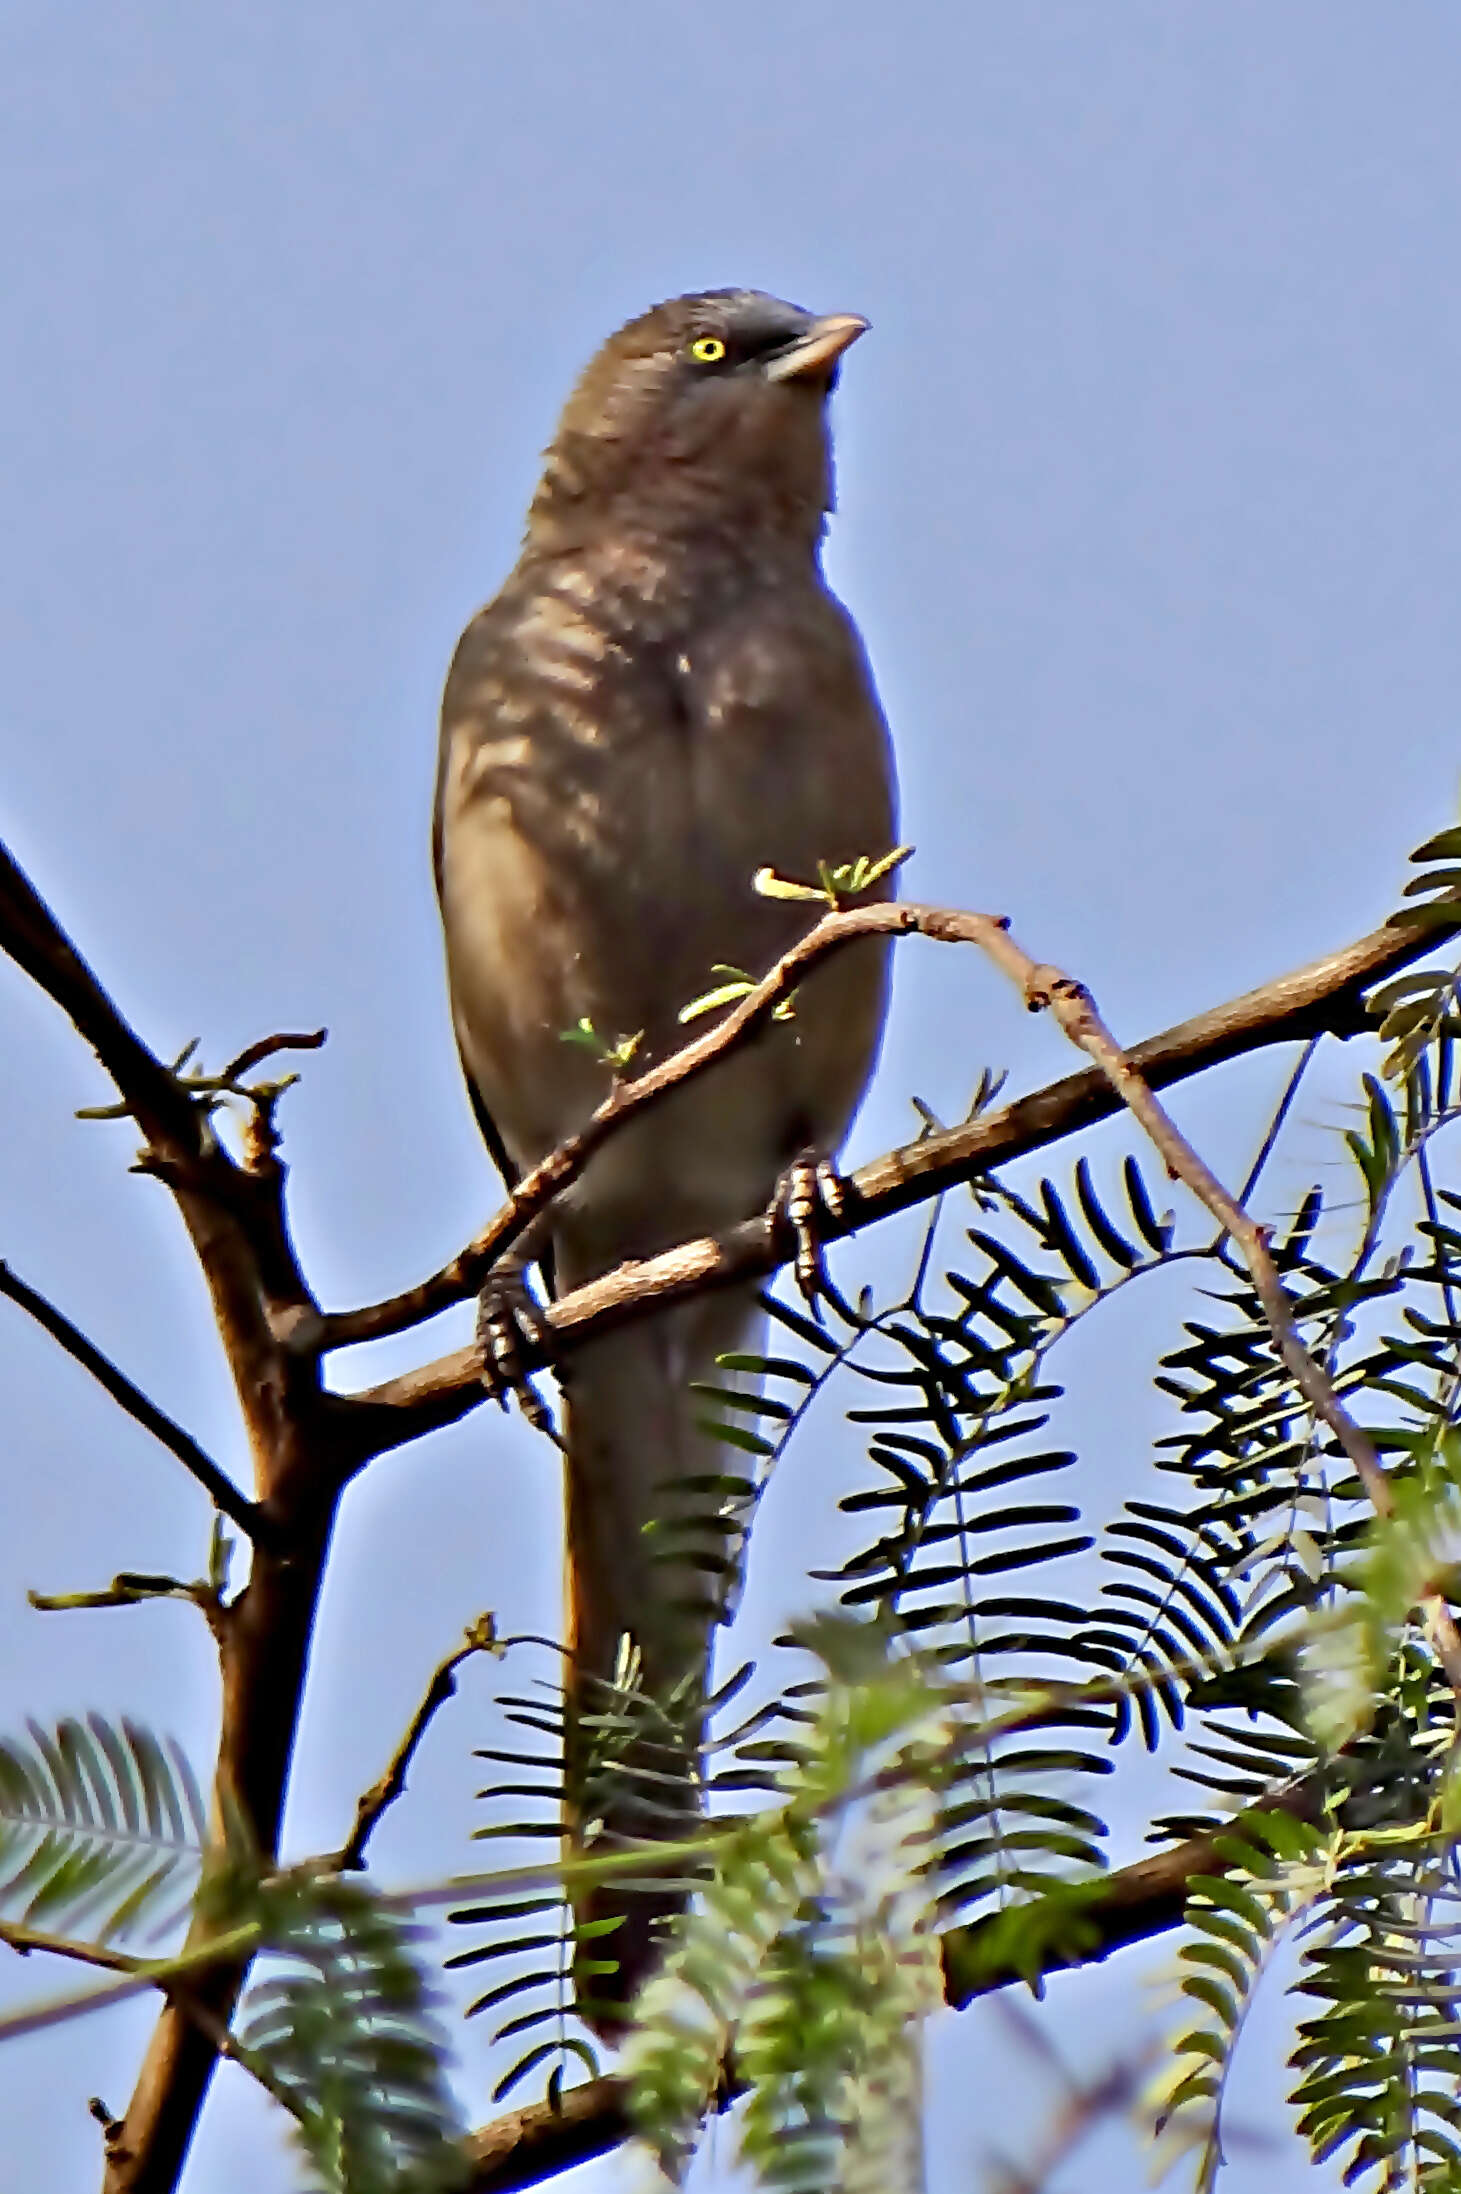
978;932;1461;1696
1018;960;1391;1507
0;843;351;2193
336;1615;499;1871
0;837;318;1458
324;899;1444;1357
0;1258;267;1542
28;1573;219;1620
0;841;211;1164
0;839;366;2187
0;1922;139;1977
463;2078;633;2193
341;902;1457;1461
216;1029;326;1086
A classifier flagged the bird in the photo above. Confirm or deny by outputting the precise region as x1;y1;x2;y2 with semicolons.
433;287;898;2024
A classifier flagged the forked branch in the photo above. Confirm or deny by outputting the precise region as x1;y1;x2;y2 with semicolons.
1;822;1453;2194
339;898;1458;1460
324;899;1445;1358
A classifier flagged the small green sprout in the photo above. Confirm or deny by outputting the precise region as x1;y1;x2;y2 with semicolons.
753;841;913;911
559;1018;644;1071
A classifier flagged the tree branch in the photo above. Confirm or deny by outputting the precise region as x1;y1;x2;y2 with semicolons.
0;1921;139;1977
339;901;1457;1462
336;1616;499;1871
0;838;350;2191
458;1777;1328;2192
0;1258;266;1542
0;838;315;1461
980;934;1461;1694
3;826;1449;2191
327;900;1438;1358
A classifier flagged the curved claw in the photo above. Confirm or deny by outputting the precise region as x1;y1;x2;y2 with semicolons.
475;1261;560;1441
772;1149;850;1309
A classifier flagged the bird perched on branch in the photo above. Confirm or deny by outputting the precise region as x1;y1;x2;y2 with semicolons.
434;287;897;2024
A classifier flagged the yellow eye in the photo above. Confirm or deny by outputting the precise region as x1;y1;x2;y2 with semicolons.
689;335;727;365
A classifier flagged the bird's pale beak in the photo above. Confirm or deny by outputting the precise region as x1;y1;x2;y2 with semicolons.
763;313;870;383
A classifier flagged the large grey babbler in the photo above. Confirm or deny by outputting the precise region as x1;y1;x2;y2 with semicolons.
434;287;898;2019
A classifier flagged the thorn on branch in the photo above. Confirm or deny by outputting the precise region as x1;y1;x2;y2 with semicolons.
89;2097;127;2155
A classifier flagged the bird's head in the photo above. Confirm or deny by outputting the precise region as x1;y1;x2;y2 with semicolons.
526;289;868;553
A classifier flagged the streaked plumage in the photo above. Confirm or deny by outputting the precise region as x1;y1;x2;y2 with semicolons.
434;288;897;2019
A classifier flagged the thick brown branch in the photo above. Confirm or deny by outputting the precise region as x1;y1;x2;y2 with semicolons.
0;1258;267;1542
464;2078;633;2194
0;838;316;1466
0;842;347;2191
0;842;208;1163
343;903;1456;1461
103;1512;340;2194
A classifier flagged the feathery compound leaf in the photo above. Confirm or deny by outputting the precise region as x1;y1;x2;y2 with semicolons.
1123;1155;1176;1253
1287;1849;1461;2188
1073;1157;1140;1270
624;1621;946;2191
1035;1179;1101;1292
0;1714;205;1943
1151;1815;1329;2190
240;1877;465;2193
1302;1477;1461;1751
624;1807;820;2178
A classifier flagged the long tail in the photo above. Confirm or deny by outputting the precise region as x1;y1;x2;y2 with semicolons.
560;1283;761;2028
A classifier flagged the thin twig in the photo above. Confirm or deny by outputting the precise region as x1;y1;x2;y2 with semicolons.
1235;1032;1322;1210
0;1929;295;2123
982;2003;1157;2194
337;1615;500;1871
1008;956;1392;1513
341;901;1455;1462
321;901;1447;1357
0;1259;268;1543
0;1921;139;1975
967;932;1461;1703
28;1572;219;1619
217;1028;327;1086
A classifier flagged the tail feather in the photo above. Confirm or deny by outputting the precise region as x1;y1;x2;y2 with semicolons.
560;1284;761;2027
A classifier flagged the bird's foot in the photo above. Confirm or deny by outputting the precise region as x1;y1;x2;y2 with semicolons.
475;1261;559;1441
771;1149;850;1309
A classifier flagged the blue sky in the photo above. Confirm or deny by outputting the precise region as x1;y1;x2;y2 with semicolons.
2;4;1460;2188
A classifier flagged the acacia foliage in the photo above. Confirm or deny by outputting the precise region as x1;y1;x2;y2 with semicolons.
7;819;1461;2190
